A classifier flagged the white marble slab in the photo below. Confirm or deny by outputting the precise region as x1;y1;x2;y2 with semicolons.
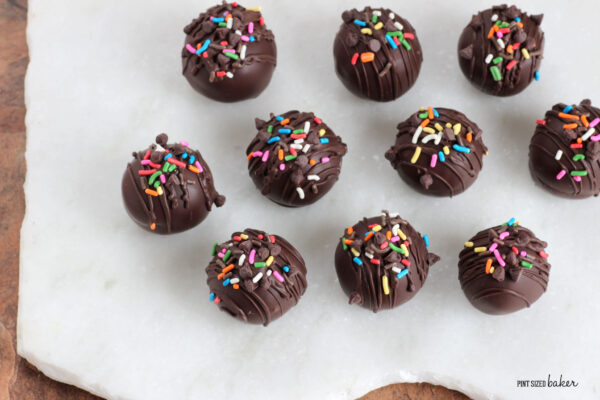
19;0;600;399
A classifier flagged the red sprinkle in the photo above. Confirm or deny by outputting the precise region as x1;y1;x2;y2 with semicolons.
370;259;380;265
216;71;226;77
220;41;228;46
143;150;151;160
403;32;414;40
513;42;521;49
258;234;263;239
314;117;322;124
512;246;519;254
380;241;388;250
203;52;209;58
536;120;546;125
401;259;411;267
506;60;517;70
232;2;238;7
167;158;186;168
539;250;550;258
571;143;583;149
393;36;400;45
290;133;307;139
270;235;275;243
289;147;297;156
351;52;359;65
138;169;157;176
148;161;161;169
259;17;265;26
233;236;242;242
214;297;221;304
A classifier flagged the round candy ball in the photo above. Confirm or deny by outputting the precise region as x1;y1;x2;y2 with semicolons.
458;4;544;96
122;134;225;234
334;211;439;312
458;219;551;315
385;106;487;197
206;229;308;326
333;7;423;102
247;111;347;207
529;99;600;198
182;2;277;102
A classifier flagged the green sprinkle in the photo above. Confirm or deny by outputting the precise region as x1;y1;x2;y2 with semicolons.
401;39;411;50
211;242;218;256
223;249;232;262
342;238;348;251
163;162;170;172
521;261;533;269
500;22;510;28
149;171;162;185
389;242;405;254
573;154;586;161
153;181;160;188
284;155;297;161
218;22;227;27
418;112;428;119
224;52;239;60
267;125;273;133
371;15;378;23
493;56;503;65
387;31;403;36
168;163;177;172
571;170;588;176
490;66;502;81
292;129;304;134
254;261;266;268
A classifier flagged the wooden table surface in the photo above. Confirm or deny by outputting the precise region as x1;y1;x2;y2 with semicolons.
0;1;469;398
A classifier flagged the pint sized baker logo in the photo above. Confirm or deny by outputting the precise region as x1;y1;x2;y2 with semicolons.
516;374;579;389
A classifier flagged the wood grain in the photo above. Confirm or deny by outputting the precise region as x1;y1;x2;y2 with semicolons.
0;1;470;399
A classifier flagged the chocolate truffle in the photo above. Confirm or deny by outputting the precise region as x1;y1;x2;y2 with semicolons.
333;7;423;102
529;100;600;198
385;106;488;197
206;229;307;326
458;218;551;315
458;4;544;96
182;2;276;102
122;134;225;234
334;211;439;312
247;111;347;207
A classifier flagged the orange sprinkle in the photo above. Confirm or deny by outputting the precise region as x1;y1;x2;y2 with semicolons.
506;44;513;54
559;112;580;120
577;137;583;144
347;226;354;235
360;52;375;63
487;27;495;39
217;264;235;280
309;159;316;165
386;231;392;240
344;239;353;245
150;223;156;231
188;165;200;173
428;107;433;119
233;284;240;290
145;189;158;197
364;231;374;242
280;118;290;125
582;115;590;127
466;132;473;143
485;258;493;274
419;118;430;128
278;149;284;160
517;22;523;28
563;123;578;130
247;152;253;160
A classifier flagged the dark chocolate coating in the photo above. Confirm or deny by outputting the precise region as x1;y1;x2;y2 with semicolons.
247;111;347;207
458;221;551;315
529;99;600;198
333;7;423;102
122;134;225;234
182;2;277;102
458;4;544;96
334;211;439;312
206;229;307;326
385;107;487;197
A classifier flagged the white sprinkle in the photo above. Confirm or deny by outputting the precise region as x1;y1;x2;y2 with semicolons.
394;21;403;31
304;121;310;133
267;269;273;276
411;126;423;144
302;144;311;153
238;254;246;266
389;212;400;218
230;278;240;284
485;53;493;64
296;187;305;199
392;224;400;235
497;39;505;49
421;134;438;144
235;30;242;35
226;72;234;78
373;10;381;16
227;17;233;29
155;144;166;152
365;252;374;259
252;272;263;283
240;45;247;60
389;12;395;19
491;14;498;22
554;150;563;161
582;128;596;141
294;139;304;144
392;266;402;274
307;175;320;181
434;132;443;145
290;144;303;150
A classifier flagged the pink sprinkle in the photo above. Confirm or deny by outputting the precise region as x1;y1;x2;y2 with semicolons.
249;249;256;264
556;170;566;180
520;251;527;257
493;250;506;267
279;163;285;171
241;35;250;42
403;32;414;40
273;270;284;282
430;154;438;168
390;236;400;242
321;157;330;163
574;175;582;182
496;32;503;38
141;160;151;165
248;22;254;34
160;175;166;184
186;44;196;53
499;232;510;240
222;49;235;54
489;243;498;252
261;150;269;162
194;161;203;172
180;140;189;146
590;117;600;128
591;135;600;142
252;151;263;157
218;252;225;259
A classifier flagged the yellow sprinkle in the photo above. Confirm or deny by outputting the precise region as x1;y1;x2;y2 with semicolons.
361;28;373;35
453;123;462;135
397;229;407;241
246;6;261;11
419;106;426;111
382;276;390;295
464;241;474;247
266;256;274;266
372;225;382;232
423;127;436;134
351;248;360;257
490;266;495;274
411;146;422;164
240;234;248;240
401;243;409;257
443;146;450;155
521;48;530;59
374;22;383;30
157;186;164;195
474;247;487;253
434;123;444;132
319;129;326;136
445;122;452;128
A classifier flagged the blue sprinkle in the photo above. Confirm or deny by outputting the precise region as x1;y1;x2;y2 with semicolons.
385;34;398;49
250;36;256;42
423;235;430;247
196;39;211;54
353;19;367;27
514;17;521;22
267;136;281;144
438;151;445;162
563;105;573;113
396;269;409;279
182;152;188;159
534;71;540;81
164;153;173;160
188;155;196;164
452;144;471;153
432;108;440;118
353;257;363;266
212;17;224;23
283;266;290;273
276;116;284;121
279;128;291;134
507;217;516;226
209;292;215;302
320;138;330;144
223;278;230;287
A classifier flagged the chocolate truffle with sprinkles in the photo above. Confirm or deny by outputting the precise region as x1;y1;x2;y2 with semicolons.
385;106;488;197
122;134;225;234
333;7;423;101
334;211;439;313
458;218;551;315
247;111;348;207
458;4;544;96
529;99;600;198
206;229;307;326
182;2;277;102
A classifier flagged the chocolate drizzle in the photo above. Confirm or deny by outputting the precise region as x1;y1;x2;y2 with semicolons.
334;211;439;313
333;7;423;101
529;99;600;198
458;221;551;315
206;229;307;326
458;4;544;96
121;134;225;234
247;111;348;207
385;107;488;197
182;2;277;102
